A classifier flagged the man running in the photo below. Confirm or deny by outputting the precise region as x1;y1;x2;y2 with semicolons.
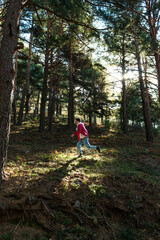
71;118;100;157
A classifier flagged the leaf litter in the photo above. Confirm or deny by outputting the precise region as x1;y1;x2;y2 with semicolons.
0;124;160;240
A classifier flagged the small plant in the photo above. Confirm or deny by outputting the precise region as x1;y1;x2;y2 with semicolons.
89;184;106;195
119;227;144;240
23;232;30;238
1;232;12;240
120;228;136;240
56;229;66;240
71;224;84;233
63;217;72;226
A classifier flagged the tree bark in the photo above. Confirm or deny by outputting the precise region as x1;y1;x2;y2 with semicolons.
18;18;33;125
48;50;54;128
143;56;150;105
56;95;60;116
145;0;160;101
12;52;19;125
0;0;23;181
39;17;51;132
34;91;40;115
121;32;128;134
89;111;92;127
154;52;160;100
132;17;153;142
12;89;17;125
68;41;74;129
48;21;63;131
25;91;31;115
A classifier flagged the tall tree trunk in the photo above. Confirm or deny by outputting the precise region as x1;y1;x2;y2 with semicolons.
18;19;33;125
56;96;59;116
34;91;40;115
121;32;128;134
145;0;160;101
143;57;150;104
0;0;23;181
39;17;51;132
25;91;31;115
12;52;19;125
48;48;59;131
48;50;54;126
89;111;92;127
132;17;153;142
12;88;17;125
59;94;62;115
101;108;104;124
154;52;160;99
48;21;63;131
68;41;74;129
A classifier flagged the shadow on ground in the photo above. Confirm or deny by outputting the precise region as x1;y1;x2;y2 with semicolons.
0;124;160;240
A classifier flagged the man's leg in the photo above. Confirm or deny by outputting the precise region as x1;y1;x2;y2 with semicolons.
83;138;97;150
76;139;83;156
83;138;101;153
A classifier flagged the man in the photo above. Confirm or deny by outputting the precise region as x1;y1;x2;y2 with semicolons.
71;118;100;157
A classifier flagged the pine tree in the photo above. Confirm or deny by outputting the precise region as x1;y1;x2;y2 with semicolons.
0;0;25;181
18;13;34;125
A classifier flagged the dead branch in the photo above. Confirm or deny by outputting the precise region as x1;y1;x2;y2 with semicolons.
42;200;55;220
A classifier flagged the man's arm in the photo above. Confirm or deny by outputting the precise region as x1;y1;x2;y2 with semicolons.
71;124;82;137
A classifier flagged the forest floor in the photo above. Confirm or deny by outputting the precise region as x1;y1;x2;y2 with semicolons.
0;120;160;240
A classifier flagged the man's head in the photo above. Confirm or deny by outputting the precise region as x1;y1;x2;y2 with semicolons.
75;118;80;125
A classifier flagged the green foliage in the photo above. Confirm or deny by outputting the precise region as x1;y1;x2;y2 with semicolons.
126;81;143;124
119;228;137;240
1;232;12;240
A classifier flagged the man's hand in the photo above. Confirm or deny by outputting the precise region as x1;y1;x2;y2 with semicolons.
71;134;74;138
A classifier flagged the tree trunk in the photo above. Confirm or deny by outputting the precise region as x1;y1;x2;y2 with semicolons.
101;109;104;124
143;57;150;105
145;0;160;101
25;91;31;115
56;98;59;116
39;17;51;132
0;0;23;181
59;95;62;115
48;21;63;131
12;52;19;125
48;48;60;131
12;90;17;125
89;112;92;127
154;52;160;100
68;41;74;129
34;91;40;115
121;32;128;134
18;19;33;125
48;50;54;127
132;17;153;142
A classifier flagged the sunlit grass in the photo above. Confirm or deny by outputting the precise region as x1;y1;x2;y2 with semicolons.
3;122;160;240
7;122;160;189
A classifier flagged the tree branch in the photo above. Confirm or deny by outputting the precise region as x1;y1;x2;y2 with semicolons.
30;1;99;32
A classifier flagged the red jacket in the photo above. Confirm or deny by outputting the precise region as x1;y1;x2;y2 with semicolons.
74;122;88;141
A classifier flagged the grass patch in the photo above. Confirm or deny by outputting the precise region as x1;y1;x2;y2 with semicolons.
1;121;160;240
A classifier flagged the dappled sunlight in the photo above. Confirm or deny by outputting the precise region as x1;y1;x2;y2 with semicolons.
1;124;159;240
1;0;160;238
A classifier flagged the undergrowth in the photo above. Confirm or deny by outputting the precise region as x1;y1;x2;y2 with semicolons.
0;121;159;240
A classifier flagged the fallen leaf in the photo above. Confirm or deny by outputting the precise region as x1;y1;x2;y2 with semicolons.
109;149;114;153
